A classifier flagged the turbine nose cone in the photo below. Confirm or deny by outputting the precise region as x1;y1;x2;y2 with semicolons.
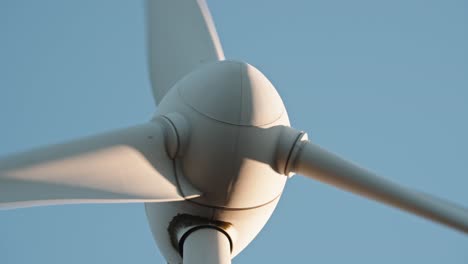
179;61;285;126
157;60;290;209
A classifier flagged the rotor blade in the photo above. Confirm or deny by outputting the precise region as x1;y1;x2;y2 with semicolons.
145;0;225;105
0;122;200;209
290;140;468;234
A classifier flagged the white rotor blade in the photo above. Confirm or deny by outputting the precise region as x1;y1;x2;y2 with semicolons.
0;122;200;209
290;140;468;234
145;0;225;104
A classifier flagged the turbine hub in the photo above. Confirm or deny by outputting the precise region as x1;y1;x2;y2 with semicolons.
158;61;291;209
178;60;285;126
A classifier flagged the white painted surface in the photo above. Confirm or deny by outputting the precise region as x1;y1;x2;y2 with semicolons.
292;139;468;234
0;121;200;208
158;61;289;209
146;195;280;263
146;0;224;104
183;228;231;264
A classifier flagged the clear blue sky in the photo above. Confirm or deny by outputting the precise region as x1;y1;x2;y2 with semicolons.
1;0;467;263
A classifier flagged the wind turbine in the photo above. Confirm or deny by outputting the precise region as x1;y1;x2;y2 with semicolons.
0;1;468;262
